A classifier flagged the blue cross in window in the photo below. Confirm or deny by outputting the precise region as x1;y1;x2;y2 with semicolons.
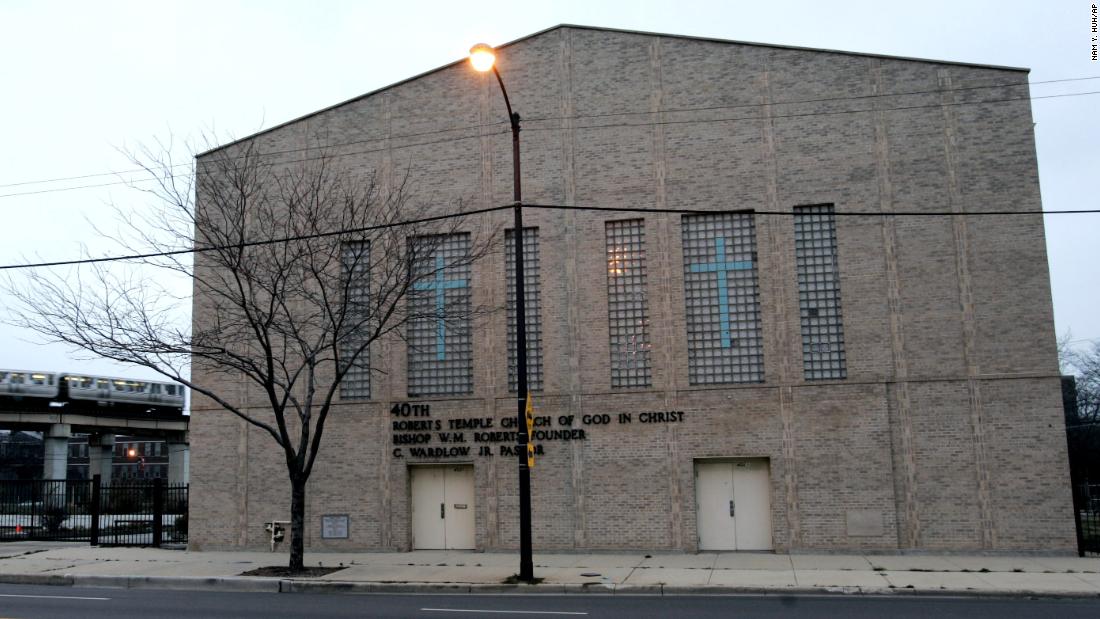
413;255;467;360
688;237;753;348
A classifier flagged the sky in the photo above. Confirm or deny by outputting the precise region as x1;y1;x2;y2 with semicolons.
0;0;1097;381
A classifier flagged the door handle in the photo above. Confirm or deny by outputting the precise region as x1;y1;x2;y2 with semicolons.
729;500;735;517
441;503;445;519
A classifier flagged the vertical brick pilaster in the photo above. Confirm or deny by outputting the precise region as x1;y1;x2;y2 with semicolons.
873;59;919;549
939;68;994;549
760;61;801;549
558;28;586;549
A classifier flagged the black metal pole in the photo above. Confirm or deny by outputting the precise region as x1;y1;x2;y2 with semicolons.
152;477;164;548
492;65;534;583
90;474;101;546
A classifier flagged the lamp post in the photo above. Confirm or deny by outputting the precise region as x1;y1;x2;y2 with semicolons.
469;43;534;583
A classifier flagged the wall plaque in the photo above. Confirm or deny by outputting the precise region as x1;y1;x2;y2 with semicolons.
321;514;349;539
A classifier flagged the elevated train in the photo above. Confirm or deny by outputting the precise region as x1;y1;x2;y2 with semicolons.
0;369;186;415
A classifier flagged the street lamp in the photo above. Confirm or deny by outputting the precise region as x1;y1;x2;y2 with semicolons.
469;42;534;583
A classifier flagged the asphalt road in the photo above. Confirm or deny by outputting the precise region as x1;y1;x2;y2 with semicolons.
1;584;1100;618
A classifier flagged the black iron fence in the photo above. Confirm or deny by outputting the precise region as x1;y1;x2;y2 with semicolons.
0;479;92;542
1072;482;1100;556
0;477;187;546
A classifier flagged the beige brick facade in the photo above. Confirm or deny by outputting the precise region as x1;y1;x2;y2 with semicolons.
189;26;1075;553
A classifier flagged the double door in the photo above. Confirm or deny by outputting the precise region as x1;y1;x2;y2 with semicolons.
410;465;475;549
695;459;772;550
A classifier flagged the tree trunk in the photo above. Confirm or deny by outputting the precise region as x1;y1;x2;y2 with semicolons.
289;477;306;572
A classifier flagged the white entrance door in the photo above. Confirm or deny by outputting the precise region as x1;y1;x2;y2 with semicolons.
695;459;772;550
411;467;445;549
442;465;474;549
411;465;475;550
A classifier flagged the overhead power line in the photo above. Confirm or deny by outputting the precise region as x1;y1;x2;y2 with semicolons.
1;74;1098;193
3;85;1095;201
0;123;508;190
0;203;1096;272
2;83;1091;200
523;204;1100;217
0;204;513;271
520;90;1100;135
0;128;511;200
523;75;1100;123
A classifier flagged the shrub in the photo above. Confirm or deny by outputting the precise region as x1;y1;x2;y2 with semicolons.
41;506;67;533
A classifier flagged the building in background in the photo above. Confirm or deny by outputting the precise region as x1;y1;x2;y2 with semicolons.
0;431;43;480
189;25;1073;553
66;435;170;481
0;432;171;482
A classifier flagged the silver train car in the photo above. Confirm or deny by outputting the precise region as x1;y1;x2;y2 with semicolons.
0;369;185;415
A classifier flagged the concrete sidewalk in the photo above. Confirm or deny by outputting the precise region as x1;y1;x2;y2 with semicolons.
1;542;1099;597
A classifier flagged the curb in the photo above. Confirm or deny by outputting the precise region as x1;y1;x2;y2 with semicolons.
0;574;74;587
1;573;1099;599
0;574;279;593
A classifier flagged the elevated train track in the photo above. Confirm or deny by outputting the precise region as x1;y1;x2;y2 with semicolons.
0;369;188;483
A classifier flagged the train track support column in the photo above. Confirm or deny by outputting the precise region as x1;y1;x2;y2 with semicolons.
88;434;115;485
43;423;71;480
167;432;190;486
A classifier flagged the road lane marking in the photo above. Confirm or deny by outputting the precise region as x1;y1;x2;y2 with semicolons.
0;593;111;601
418;611;585;615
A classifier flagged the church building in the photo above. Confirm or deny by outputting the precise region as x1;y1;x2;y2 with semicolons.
189;25;1074;553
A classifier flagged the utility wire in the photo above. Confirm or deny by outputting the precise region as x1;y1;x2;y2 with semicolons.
0;128;510;199
4;87;1095;201
1;203;1096;272
520;90;1100;135
523;75;1100;123
3;87;1095;201
0;204;512;271
0;122;508;190
522;203;1100;217
2;73;1098;192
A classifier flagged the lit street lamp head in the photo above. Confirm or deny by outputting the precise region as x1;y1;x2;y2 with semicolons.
469;43;496;72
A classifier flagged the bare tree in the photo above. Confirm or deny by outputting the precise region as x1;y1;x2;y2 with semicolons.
1061;334;1100;483
4;136;494;571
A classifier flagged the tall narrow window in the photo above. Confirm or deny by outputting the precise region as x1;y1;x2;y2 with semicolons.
606;219;652;388
505;227;543;392
407;233;473;396
794;205;846;380
339;240;371;399
682;212;764;384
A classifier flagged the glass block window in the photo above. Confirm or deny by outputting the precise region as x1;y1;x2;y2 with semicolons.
505;227;543;392
794;205;847;380
339;240;371;399
407;233;473;396
682;213;764;384
605;219;652;388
